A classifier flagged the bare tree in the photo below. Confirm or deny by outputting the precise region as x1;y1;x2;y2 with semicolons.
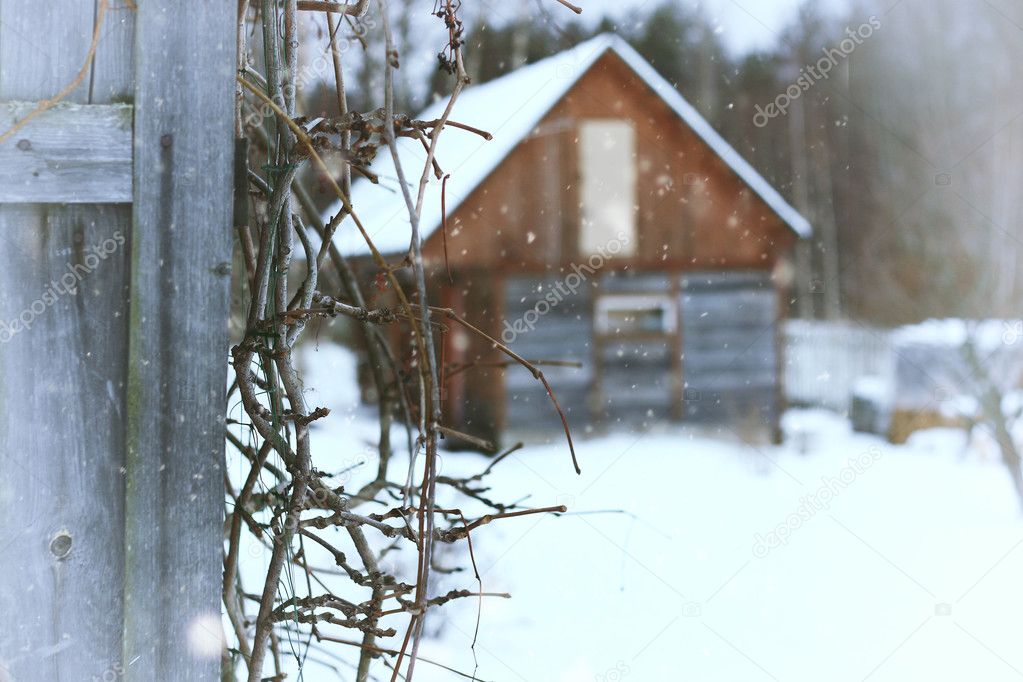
962;333;1023;508
850;0;1023;321
854;0;1023;504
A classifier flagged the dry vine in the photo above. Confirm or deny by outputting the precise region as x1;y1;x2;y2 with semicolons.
225;1;581;680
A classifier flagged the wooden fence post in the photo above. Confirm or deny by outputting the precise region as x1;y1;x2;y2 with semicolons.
122;2;235;680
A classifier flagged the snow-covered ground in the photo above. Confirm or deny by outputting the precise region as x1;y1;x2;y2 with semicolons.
235;344;1023;681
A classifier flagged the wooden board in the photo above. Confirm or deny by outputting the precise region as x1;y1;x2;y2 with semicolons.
0;0;96;103
121;1;235;679
0;2;133;678
681;271;779;424
503;275;594;427
0;204;131;680
0;102;133;203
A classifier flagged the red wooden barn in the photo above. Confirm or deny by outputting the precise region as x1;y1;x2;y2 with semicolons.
326;34;811;444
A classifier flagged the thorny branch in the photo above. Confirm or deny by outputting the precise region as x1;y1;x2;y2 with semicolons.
227;1;582;680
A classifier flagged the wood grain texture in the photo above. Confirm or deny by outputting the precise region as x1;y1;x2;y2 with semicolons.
0;0;96;103
90;2;136;104
0;102;132;203
0;3;133;680
0;203;131;681
122;1;235;680
0;0;233;679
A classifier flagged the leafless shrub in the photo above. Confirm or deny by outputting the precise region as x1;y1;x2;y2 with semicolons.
225;1;580;680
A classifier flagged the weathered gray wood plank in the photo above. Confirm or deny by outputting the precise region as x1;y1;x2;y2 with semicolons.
681;272;780;425
0;0;96;102
90;1;136;104
0;4;132;680
121;1;235;679
504;275;595;427
0;102;132;203
0;203;130;680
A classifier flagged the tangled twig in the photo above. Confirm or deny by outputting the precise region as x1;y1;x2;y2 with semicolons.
226;0;583;679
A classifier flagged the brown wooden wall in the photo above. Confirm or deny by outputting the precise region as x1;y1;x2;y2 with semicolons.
420;50;798;275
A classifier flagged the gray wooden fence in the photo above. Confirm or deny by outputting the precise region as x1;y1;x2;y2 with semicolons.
0;2;234;680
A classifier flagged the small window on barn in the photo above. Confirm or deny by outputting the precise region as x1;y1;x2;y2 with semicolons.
578;119;637;257
595;295;676;335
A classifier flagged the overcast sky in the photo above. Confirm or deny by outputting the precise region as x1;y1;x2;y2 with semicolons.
566;0;850;55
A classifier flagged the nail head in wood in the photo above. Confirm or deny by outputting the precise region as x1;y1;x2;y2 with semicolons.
49;531;73;560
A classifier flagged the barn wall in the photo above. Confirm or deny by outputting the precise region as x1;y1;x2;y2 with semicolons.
485;268;781;436
680;271;779;426
421;50;796;274
400;49;800;440
439;269;506;442
595;271;676;425
501;275;594;430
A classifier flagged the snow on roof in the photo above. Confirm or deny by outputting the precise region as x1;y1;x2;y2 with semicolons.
324;33;812;256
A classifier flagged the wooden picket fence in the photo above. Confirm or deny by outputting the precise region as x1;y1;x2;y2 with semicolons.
783;319;895;411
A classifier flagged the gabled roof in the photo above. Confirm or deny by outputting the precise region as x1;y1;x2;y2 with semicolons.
325;33;811;256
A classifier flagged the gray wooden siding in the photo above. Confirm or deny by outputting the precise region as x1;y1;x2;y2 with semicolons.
122;4;235;680
680;271;778;424
501;270;781;431
599;270;673;293
503;275;593;428
595;271;674;423
597;339;673;422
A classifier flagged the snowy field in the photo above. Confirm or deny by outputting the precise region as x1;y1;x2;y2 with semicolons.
236;344;1023;681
